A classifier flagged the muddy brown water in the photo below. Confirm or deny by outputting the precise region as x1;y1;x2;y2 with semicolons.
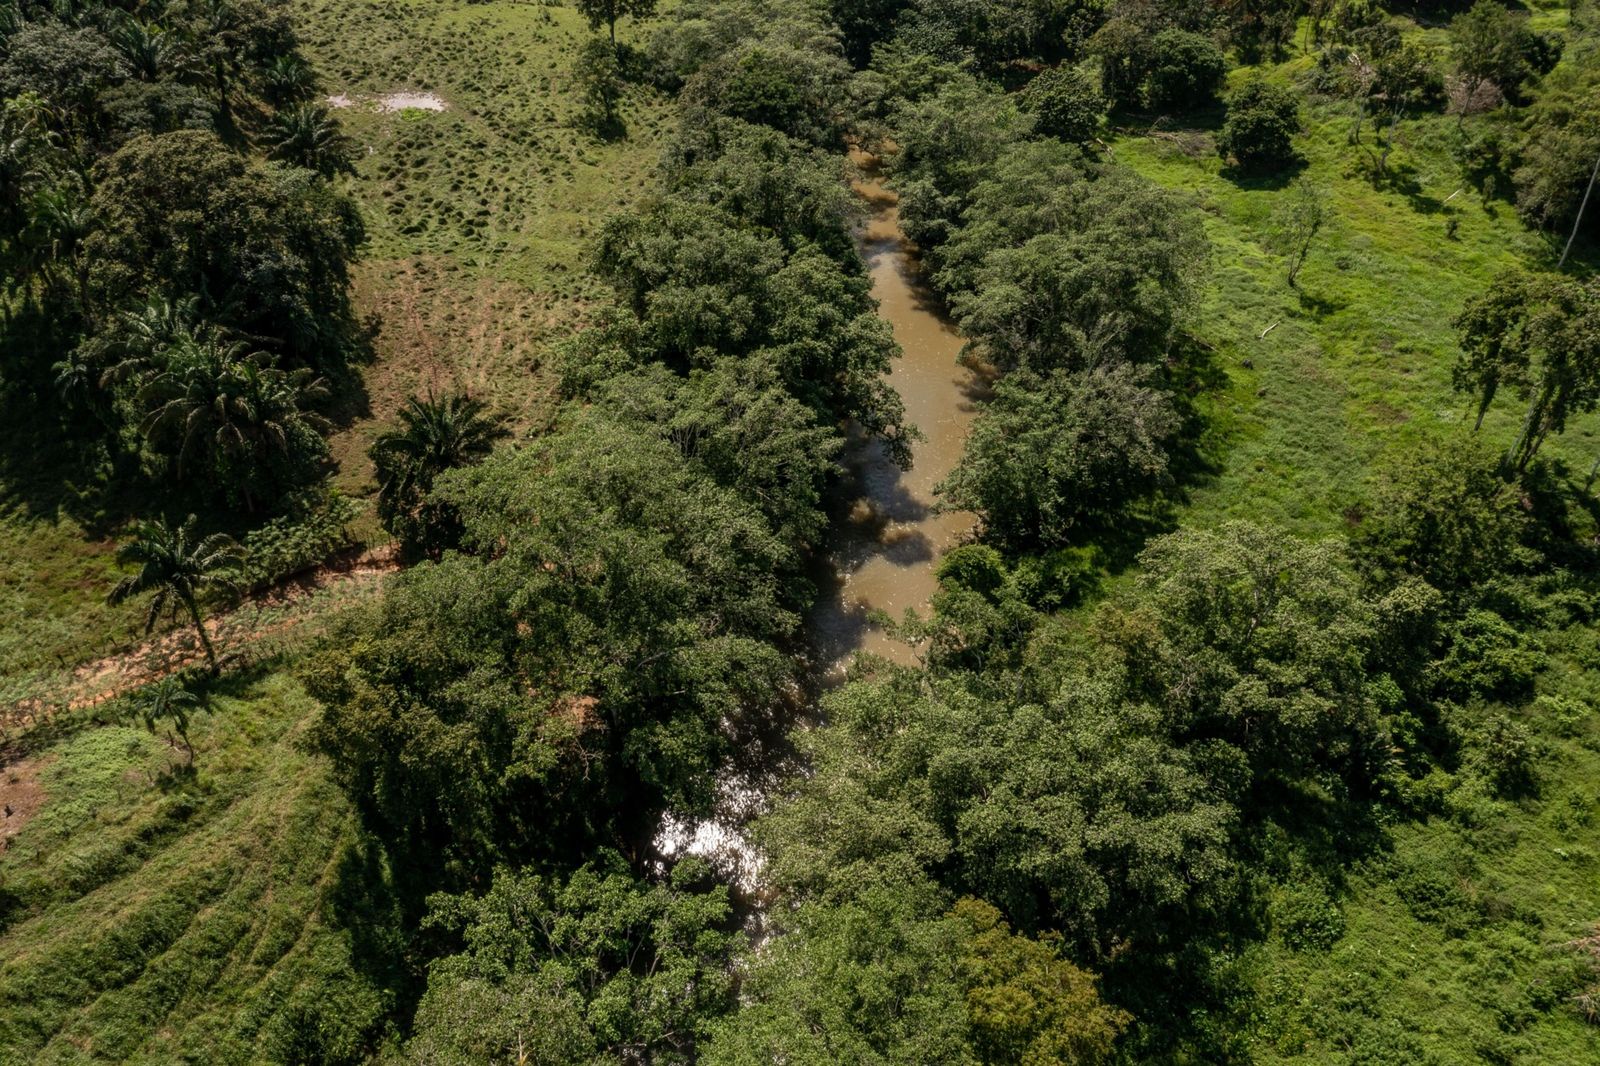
808;166;986;679
657;164;984;891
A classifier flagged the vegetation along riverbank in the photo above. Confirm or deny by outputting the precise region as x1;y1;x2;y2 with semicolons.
1;0;1599;1062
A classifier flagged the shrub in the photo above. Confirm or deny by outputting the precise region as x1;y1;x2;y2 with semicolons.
1023;65;1103;145
1216;79;1301;172
1433;609;1547;701
1144;30;1225;112
1273;880;1345;951
240;492;360;589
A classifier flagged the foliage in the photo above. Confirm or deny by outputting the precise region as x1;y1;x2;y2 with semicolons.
107;513;243;669
575;0;659;45
1144;30;1226;114
127;674;204;762
86;130;364;372
1022;65;1104;147
1452;270;1600;472
705;879;1127;1065
370;391;504;559
239;490;360;589
307;411;798;885
1265;178;1326;287
574;35;625;134
407;855;740;1064
1217;77;1301;173
1116;522;1388;786
938;364;1178;550
935;139;1206;372
1511;60;1600;237
1352;438;1530;599
1449;0;1559;109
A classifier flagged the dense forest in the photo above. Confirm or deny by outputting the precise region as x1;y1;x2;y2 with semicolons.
1;0;1599;1062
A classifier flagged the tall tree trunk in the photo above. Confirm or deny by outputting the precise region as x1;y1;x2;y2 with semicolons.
1473;380;1496;432
186;595;217;672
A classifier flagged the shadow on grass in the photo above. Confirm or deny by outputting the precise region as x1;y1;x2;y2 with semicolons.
1296;286;1348;319
1220;154;1309;190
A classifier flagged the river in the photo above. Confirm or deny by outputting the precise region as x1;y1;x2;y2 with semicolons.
657;159;982;891
808;160;986;678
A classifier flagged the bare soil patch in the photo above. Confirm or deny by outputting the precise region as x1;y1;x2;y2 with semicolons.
0;755;50;853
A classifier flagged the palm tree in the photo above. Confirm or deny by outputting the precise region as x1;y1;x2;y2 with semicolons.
98;295;207;388
108;515;242;671
370;392;504;549
265;104;355;178
131;676;203;763
261;54;318;108
135;334;329;503
108;17;193;82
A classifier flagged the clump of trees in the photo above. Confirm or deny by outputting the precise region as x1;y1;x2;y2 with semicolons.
1453;270;1600;473
1217;78;1302;173
2;0;363;523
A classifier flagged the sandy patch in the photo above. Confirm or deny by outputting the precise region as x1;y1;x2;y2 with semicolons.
325;91;448;114
378;92;448;113
0;756;50;853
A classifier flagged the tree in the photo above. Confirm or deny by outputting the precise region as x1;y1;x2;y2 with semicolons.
370;391;504;557
938;364;1179;550
706;881;1127;1065
1144;30;1226;113
1117;522;1390;787
1453;271;1600;471
265;103;356;177
86;130;364;370
575;0;658;46
943;147;1206;373
129;676;203;763
1512;63;1600;238
1449;0;1553;115
1352;437;1528;599
408;855;742;1065
573;37;624;136
134;331;330;506
1266;178;1326;287
1217;78;1302;173
1023;65;1104;146
108;514;242;671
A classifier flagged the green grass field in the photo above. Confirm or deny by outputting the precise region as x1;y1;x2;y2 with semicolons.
1115;71;1596;538
0;670;402;1063
1109;15;1600;1060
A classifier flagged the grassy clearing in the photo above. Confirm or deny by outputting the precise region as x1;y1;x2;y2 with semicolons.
290;0;677;485
0;671;403;1064
1109;16;1600;1060
1111;47;1596;538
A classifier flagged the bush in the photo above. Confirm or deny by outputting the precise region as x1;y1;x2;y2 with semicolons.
1273;880;1345;951
240;491;360;589
1023;65;1103;145
1144;30;1225;112
1216;79;1300;172
1433;609;1547;701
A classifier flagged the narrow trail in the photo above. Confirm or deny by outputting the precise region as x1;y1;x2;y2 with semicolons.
659;156;984;893
3;546;398;732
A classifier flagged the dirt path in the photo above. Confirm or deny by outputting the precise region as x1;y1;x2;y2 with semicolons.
3;546;399;733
